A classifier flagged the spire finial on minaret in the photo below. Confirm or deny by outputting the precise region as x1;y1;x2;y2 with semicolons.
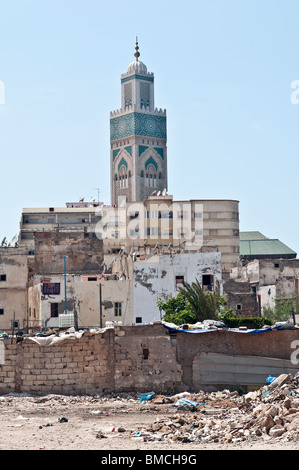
134;37;140;61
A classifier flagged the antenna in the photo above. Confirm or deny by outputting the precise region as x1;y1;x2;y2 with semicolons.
93;188;100;202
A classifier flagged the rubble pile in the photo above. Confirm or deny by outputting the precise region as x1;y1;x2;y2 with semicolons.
2;373;299;447
132;373;299;444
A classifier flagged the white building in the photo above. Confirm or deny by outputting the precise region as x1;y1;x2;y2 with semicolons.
133;252;222;324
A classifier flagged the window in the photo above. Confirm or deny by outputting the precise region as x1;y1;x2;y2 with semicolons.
147;227;158;236
209;229;218;236
129;229;139;237
176;275;184;286
129;212;139;219
202;274;213;291
194;212;202;219
237;304;242;311
0;275;6;281
114;302;122;316
145;210;158;219
195;230;202;236
50;303;59;318
0;309;4;315
135;317;142;324
87;277;97;281
274;263;280;268
159;211;173;219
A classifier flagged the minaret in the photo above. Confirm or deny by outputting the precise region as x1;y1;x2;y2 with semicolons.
110;39;167;205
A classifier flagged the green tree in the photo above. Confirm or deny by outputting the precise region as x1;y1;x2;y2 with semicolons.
158;279;229;325
263;294;299;322
178;278;224;322
157;292;197;325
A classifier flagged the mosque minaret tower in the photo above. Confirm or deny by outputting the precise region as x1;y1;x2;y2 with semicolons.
110;39;168;205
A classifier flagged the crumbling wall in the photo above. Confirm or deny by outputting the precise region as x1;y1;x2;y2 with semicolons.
1;325;299;395
113;324;182;393
34;232;104;274
224;278;258;316
0;330;115;395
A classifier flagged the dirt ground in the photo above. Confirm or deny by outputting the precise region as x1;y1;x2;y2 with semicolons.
0;393;298;452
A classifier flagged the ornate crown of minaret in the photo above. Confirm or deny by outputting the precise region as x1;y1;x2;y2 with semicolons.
110;39;168;205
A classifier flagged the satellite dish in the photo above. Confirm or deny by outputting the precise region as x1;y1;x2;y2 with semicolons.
162;188;167;196
91;197;96;202
8;235;18;247
156;191;161;196
150;190;157;196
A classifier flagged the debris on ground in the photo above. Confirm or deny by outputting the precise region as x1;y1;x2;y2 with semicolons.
2;373;299;447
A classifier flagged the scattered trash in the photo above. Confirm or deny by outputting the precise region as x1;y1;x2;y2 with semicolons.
266;375;277;384
138;392;155;402
58;417;68;423
172;398;204;410
2;375;299;446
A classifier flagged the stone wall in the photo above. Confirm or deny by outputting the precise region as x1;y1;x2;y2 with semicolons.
0;324;182;396
1;324;299;396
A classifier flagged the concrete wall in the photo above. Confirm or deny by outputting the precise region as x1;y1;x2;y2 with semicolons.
34;232;104;275
0;324;182;395
133;252;222;324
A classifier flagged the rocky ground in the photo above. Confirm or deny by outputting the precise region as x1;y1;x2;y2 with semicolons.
1;373;299;451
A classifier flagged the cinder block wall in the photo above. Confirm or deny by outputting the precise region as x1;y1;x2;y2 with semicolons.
1;325;299;395
0;330;115;395
0;325;183;395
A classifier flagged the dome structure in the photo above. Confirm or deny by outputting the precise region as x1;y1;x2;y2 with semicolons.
127;59;148;75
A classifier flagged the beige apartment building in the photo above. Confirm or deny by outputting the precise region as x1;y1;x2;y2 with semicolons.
19;195;239;278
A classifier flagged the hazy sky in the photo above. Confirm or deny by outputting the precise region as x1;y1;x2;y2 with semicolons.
0;0;298;255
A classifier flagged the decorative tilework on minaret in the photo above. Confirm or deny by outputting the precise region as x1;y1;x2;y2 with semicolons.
110;39;168;205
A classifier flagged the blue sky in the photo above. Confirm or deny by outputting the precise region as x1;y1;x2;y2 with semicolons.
0;0;298;255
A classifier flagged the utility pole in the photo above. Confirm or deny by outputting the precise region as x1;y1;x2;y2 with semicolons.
99;283;103;328
64;256;67;315
73;299;79;331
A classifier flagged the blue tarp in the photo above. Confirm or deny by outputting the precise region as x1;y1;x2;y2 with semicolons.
162;323;297;334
